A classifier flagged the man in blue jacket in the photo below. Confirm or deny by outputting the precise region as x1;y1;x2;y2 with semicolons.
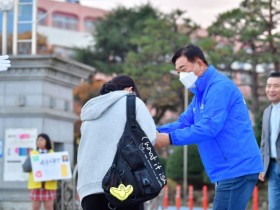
155;44;263;210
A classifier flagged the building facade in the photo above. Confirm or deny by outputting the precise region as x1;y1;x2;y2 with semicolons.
37;0;108;57
0;1;104;209
0;0;108;57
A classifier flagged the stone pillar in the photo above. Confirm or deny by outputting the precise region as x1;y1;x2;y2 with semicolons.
0;55;95;210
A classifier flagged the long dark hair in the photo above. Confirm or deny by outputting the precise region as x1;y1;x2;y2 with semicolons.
36;133;52;150
99;75;140;97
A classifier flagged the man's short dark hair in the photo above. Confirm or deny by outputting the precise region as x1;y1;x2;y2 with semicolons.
172;44;208;66
268;72;280;78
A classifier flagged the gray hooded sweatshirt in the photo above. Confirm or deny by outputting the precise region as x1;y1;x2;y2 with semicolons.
77;91;156;203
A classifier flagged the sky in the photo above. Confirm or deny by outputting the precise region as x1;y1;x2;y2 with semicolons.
80;0;243;28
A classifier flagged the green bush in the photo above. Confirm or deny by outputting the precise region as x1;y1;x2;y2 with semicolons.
166;145;211;188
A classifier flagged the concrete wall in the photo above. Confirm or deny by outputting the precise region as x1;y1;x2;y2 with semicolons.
0;55;95;210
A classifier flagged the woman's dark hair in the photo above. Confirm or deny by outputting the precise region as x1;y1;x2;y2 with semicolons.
36;133;52;150
99;75;140;97
172;44;208;66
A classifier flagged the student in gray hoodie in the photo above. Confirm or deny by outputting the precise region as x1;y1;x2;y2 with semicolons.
77;75;156;210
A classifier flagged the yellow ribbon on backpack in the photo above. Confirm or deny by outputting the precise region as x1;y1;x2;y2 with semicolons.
110;183;134;201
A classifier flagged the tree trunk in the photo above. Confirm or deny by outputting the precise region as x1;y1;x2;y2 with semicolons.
250;64;260;123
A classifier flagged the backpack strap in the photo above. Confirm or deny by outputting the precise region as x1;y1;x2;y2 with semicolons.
126;94;137;129
111;94;136;169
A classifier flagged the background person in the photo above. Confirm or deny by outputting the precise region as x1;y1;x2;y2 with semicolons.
259;72;280;210
77;75;156;210
27;133;57;210
155;44;263;210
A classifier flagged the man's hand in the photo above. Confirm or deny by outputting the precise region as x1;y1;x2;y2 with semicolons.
258;172;265;181
0;55;11;71
154;133;171;150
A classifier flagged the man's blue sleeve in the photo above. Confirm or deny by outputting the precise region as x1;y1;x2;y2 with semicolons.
157;100;194;133
170;82;236;145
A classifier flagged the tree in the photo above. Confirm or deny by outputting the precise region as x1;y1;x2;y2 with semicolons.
166;147;183;181
200;0;280;119
75;4;159;74
123;12;192;122
75;5;199;124
73;74;105;106
166;146;209;187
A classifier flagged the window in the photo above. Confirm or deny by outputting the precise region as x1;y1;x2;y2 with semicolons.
52;12;78;31
84;17;96;33
18;0;32;22
38;8;47;25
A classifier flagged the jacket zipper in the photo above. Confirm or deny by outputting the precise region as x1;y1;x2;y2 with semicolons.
215;140;227;161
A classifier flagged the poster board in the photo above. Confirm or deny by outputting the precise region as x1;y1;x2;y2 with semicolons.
4;128;37;181
31;151;72;182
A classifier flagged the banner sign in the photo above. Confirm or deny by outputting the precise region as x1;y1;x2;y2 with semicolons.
31;151;72;182
4;128;37;181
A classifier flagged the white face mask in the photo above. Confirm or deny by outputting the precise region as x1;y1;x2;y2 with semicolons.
179;63;198;89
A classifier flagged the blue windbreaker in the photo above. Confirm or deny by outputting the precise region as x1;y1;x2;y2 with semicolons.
158;65;263;182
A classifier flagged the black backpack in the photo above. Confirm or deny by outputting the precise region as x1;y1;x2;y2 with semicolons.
102;94;167;208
